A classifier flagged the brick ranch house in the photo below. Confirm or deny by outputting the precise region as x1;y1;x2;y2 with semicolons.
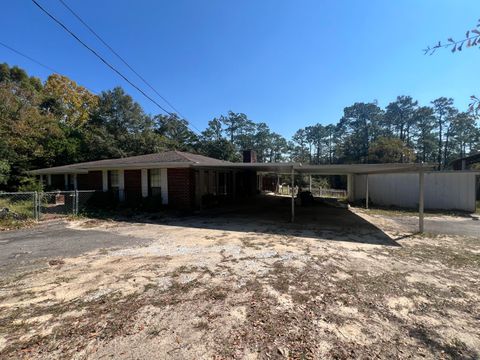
30;150;258;209
30;149;432;226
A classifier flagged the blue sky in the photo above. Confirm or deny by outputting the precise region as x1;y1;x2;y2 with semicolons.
2;1;479;138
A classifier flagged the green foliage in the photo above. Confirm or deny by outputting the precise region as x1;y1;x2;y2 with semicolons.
0;160;10;185
1;62;479;192
154;113;197;152
17;177;43;192
42;74;98;128
0;198;34;218
368;137;416;163
336;102;383;163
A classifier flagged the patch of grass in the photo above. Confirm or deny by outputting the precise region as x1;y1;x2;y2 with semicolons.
0;198;34;218
357;205;471;218
0;217;35;231
0;198;36;230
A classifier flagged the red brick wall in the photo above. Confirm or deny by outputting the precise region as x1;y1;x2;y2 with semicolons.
124;170;142;203
77;171;103;190
168;168;195;209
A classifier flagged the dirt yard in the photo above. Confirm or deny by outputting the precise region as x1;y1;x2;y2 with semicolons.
0;205;479;359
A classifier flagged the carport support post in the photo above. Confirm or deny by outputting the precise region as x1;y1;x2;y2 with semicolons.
291;167;295;223
419;170;425;233
365;175;369;209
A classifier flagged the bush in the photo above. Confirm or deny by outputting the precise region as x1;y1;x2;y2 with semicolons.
139;194;163;212
85;191;119;210
18;177;43;192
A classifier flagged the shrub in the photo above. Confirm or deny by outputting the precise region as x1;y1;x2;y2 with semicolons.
85;191;118;210
18;177;43;192
139;194;163;212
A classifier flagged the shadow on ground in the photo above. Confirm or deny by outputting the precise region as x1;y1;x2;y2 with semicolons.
119;195;401;247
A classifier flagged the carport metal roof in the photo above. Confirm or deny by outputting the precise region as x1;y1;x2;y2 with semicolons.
222;162;433;175
224;162;432;234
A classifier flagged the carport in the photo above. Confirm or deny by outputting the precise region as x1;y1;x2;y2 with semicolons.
227;162;432;233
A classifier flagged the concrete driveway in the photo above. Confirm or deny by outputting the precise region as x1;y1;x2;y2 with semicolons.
0;220;152;277
1;196;478;278
1;208;479;359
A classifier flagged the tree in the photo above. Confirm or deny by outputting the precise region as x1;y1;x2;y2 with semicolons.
431;97;456;169
325;124;336;164
305;124;329;164
201;118;223;142
0;81;63;188
336;102;383;163
266;133;288;163
154;113;198;152
449;112;478;158
384;96;418;146
220;111;249;143
89;87;165;158
368;137;416;163
413;106;437;163
42;74;98;128
0;63;43;92
290;128;310;163
0;160;10;185
198;119;239;161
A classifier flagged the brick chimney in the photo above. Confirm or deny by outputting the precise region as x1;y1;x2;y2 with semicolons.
242;150;257;163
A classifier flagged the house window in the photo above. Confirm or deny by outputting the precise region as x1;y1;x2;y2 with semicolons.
110;170;120;189
150;169;162;196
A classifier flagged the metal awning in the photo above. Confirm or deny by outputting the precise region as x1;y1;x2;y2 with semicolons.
221;162;434;174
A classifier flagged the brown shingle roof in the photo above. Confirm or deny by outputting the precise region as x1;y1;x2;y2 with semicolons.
30;151;232;174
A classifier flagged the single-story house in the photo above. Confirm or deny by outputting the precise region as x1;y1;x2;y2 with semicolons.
30;150;480;230
30;149;434;209
30;150;259;209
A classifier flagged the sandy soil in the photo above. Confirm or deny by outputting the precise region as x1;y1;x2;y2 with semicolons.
0;211;479;359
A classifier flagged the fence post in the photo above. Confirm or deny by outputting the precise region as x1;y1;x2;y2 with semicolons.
38;192;42;221
33;191;39;221
74;190;79;216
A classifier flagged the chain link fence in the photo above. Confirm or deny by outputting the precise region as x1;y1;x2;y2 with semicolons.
0;190;97;221
0;192;37;221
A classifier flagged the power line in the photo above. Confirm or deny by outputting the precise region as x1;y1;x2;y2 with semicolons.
32;0;225;153
0;40;97;94
31;0;172;115
56;0;206;135
0;40;60;74
58;0;183;117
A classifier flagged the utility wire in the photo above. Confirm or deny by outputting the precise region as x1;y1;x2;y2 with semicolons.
32;0;223;153
58;0;184;118
56;0;206;136
31;0;172;115
0;40;60;74
0;40;97;94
